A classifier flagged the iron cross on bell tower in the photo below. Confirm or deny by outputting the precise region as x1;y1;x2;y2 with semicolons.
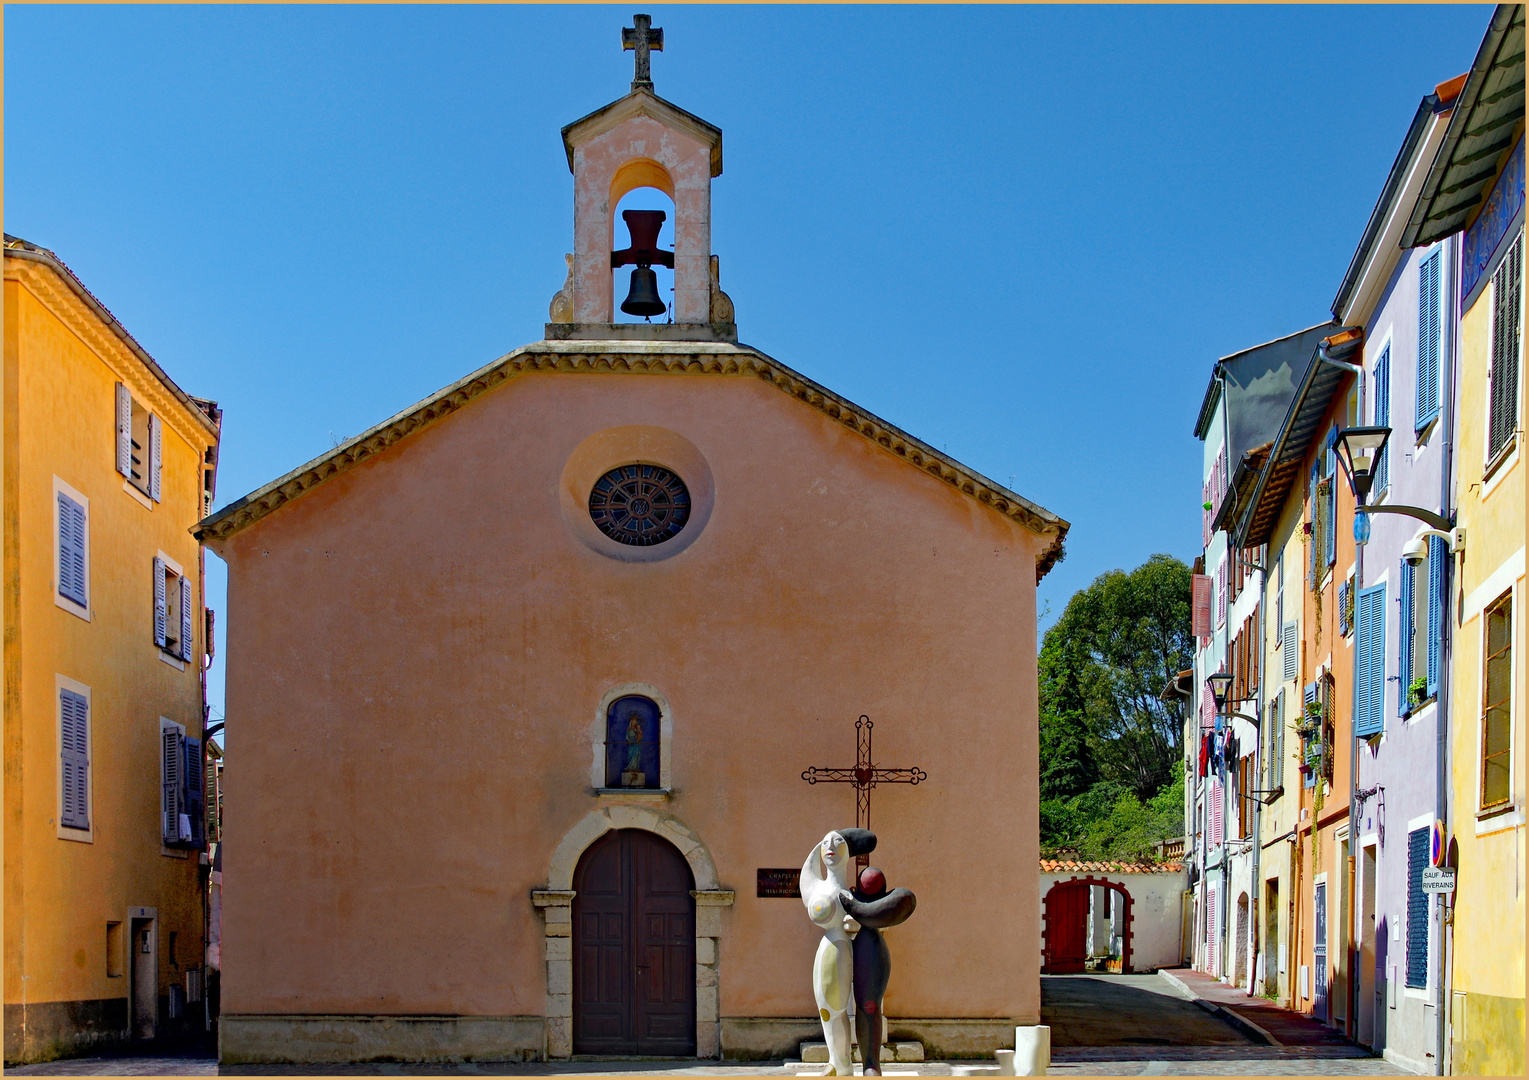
802;716;927;870
622;14;664;92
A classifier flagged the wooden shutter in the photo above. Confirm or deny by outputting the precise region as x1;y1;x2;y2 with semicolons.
180;576;194;662
1192;574;1213;637
1405;827;1430;988
1374;345;1391;491
1489;238;1522;459
1216;560;1227;626
1355;584;1386;736
1399;559;1415;712
1273;690;1285;787
162;727;183;845
183;737;204;847
56;493;88;607
1417;250;1442;430
1426;536;1445;697
116;383;134;476
1210;779;1223;846
1283;620;1298;682
1207;886;1218;971
148;413;162;502
153;557;168;648
1324;436;1338;567
59;689;90;830
1202;481;1211;547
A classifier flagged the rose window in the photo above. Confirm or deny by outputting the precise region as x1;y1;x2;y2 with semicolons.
588;464;691;546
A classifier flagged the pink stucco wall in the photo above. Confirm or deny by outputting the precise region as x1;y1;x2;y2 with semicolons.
215;369;1044;1024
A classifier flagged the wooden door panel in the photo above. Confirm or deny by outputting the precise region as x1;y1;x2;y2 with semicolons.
1045;883;1088;973
573;829;696;1056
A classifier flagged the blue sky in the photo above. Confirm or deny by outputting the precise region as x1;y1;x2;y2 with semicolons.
5;5;1493;734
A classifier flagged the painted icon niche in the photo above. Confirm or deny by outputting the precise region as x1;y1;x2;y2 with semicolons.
606;695;661;789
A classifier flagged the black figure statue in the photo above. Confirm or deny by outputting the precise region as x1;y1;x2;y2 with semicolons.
835;828;917;1076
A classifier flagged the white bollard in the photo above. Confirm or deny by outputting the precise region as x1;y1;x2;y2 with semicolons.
1011;1025;1050;1077
994;1049;1018;1075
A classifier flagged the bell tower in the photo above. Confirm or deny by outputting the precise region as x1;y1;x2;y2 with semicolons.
547;14;735;342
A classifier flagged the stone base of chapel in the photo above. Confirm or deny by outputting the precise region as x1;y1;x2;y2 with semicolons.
216;1015;545;1065
720;1017;1032;1061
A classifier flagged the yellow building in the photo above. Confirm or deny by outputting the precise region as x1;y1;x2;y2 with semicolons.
1400;7;1525;1073
3;235;220;1062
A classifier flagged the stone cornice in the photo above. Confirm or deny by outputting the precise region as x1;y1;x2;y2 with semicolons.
196;340;1069;580
4;250;220;451
561;90;723;176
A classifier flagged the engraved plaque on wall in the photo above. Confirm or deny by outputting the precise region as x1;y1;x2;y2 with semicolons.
756;868;801;898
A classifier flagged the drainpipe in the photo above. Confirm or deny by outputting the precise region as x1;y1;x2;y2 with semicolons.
1431;235;1460;1077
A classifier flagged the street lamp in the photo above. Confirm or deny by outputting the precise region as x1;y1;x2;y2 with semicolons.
1333;425;1460;540
1332;426;1390;505
1205;672;1233;714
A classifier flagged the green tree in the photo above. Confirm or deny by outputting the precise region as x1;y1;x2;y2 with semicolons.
1039;554;1193;804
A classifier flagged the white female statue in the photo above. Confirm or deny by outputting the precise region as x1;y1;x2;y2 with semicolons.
800;829;862;1076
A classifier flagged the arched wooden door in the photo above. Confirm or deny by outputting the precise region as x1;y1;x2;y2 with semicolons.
573;829;696;1056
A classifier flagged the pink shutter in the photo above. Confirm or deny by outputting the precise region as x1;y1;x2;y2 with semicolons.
1192;574;1213;637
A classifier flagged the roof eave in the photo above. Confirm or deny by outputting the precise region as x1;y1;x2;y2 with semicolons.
560;89;723;177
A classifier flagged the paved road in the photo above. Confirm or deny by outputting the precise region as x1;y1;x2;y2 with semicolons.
6;977;1407;1076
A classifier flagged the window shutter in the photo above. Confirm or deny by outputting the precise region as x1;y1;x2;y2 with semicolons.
1488;238;1522;459
1337;579;1351;637
1283;620;1299;682
56;493;87;607
162;727;183;845
1417;250;1442;430
1426;536;1445;698
1207;885;1218;971
1211;780;1223;845
1355;584;1386;737
1202;481;1211;547
1325;436;1338;567
148;413;163;502
1406;827;1430;988
183;736;204;847
59;689;90;829
116;383;133;477
1216;560;1227;627
180;577;195;663
1399;559;1415;712
1201;682;1215;729
153;557;168;648
1274;690;1286;786
1192;574;1212;637
1374;346;1391;491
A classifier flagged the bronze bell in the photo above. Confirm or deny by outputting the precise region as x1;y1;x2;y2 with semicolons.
621;266;665;317
612;208;673;319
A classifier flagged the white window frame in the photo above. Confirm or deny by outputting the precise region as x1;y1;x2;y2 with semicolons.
56;674;94;842
53;477;91;622
155;552;188;671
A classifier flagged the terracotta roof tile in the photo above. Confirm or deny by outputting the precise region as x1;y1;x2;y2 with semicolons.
1039;859;1183;874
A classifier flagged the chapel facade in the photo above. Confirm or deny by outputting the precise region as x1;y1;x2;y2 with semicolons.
202;20;1067;1064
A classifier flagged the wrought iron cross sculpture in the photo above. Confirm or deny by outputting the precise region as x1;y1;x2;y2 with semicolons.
802;716;927;869
622;14;663;92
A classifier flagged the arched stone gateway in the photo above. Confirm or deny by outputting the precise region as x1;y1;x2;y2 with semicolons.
533;806;733;1059
1041;877;1135;974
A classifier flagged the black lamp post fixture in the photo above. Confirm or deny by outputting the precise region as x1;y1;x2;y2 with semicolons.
1206;671;1233;714
1332;425;1455;534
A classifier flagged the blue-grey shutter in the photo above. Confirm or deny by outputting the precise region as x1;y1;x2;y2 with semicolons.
1488;238;1522;459
56;493;87;607
1355;584;1386;736
183;736;204;847
153;558;167;649
1374;345;1391;492
116;383;134;477
1275;689;1285;784
148;413;162;502
1302;682;1319;788
1283;620;1298;682
179;577;194;663
1399;559;1415;713
1426;536;1445;697
162;727;182;845
1406;827;1430;987
59;689;90;830
1417;251;1442;430
1337;579;1351;637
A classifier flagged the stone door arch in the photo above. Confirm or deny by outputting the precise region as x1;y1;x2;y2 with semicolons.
533;804;733;1059
1041;877;1135;974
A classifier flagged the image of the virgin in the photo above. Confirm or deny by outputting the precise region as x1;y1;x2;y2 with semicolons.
621;712;645;786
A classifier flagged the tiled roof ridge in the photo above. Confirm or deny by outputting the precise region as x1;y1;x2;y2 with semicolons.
1039;858;1184;874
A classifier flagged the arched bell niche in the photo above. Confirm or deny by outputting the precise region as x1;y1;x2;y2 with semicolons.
610;169;676;324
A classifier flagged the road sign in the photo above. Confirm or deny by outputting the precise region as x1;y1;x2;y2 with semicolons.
1421;867;1456;893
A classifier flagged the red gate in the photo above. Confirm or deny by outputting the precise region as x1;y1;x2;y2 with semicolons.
1041;877;1135;975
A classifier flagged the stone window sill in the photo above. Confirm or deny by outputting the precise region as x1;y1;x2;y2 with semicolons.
593;787;671;802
